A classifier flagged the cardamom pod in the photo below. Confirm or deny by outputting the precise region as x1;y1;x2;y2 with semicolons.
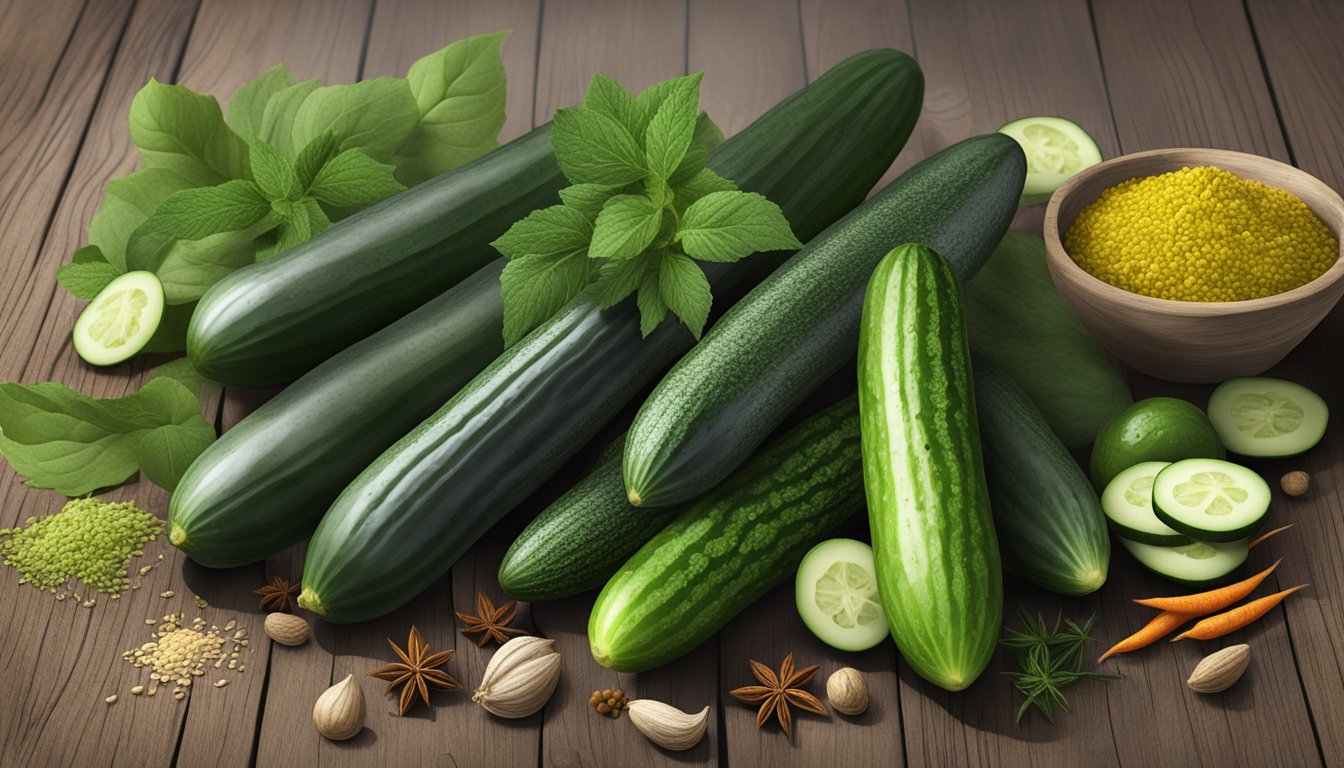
472;635;561;718
627;699;709;751
1187;644;1251;693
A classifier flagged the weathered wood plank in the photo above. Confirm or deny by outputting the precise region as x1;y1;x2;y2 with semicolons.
1238;0;1344;761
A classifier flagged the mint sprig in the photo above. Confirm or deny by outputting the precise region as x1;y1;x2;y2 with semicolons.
492;72;800;346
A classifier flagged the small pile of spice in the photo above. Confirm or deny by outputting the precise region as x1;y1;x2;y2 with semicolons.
0;497;161;603
589;688;628;718
1065;165;1337;301
121;612;249;700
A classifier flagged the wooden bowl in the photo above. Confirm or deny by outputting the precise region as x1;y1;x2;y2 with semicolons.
1043;148;1344;383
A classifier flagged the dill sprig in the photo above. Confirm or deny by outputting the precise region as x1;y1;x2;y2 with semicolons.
1001;609;1119;723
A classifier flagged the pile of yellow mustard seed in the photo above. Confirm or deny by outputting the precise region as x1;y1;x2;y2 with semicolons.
121;612;249;701
1065;166;1337;301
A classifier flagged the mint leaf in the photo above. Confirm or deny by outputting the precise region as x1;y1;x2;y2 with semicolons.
643;74;700;180
693;111;725;152
636;262;668;336
125;180;272;273
674;167;738;213
256;79;321;158
256;198;319;260
150;356;221;407
302;197;332;239
397;31;508;186
294;131;341;190
582;73;639;135
290;78;420;164
590;194;662;260
307;148;405;207
593;250;657;309
492;205;594;260
632;74;700;137
658;250;712;338
57;246;119;300
88;168;195;271
501;251;593;346
0;378;215;496
677;190;802;262
558;183;616;217
247;139;300;201
227;63;295;139
552;107;646;186
129;79;250;185
155;218;275;302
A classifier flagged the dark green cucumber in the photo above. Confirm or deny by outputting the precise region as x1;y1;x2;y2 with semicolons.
298;49;925;623
859;243;1002;692
624;134;1025;508
497;434;678;602
971;351;1110;596
589;397;863;672
187;125;563;387
168;261;503;567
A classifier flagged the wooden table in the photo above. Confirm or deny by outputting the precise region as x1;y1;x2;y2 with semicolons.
1;0;1340;765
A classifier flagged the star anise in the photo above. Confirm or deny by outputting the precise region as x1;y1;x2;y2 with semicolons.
253;575;299;613
729;653;830;737
368;625;463;715
455;591;526;646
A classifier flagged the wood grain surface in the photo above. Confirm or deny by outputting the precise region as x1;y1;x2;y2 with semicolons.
0;0;1340;766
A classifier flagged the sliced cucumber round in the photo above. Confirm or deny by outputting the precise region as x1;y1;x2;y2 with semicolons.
1120;537;1248;587
795;538;888;652
73;271;165;367
1101;461;1190;546
997;116;1102;205
1208;377;1329;458
1152;458;1270;542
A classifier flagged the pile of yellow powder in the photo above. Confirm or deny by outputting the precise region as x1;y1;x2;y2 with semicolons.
1065;166;1337;301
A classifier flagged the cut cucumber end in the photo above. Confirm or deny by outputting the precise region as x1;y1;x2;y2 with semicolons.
1101;461;1191;546
73;270;165;367
1120;537;1249;586
998;116;1102;206
795;538;889;652
1208;377;1329;458
1152;458;1271;543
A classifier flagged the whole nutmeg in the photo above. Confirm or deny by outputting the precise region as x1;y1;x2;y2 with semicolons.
314;674;365;741
265;612;310;646
1280;471;1310;497
1187;644;1251;693
826;667;868;716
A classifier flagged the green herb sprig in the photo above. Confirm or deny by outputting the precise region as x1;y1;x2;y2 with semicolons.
1002;610;1119;723
492;72;802;346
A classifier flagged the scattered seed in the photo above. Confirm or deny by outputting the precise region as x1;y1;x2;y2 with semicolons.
159;591;174;599
224;619;236;632
130;686;144;696
104;695;117;704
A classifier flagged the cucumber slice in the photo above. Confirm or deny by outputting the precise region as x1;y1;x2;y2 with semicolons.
1207;377;1329;458
795;538;889;652
998;116;1102;205
1101;461;1190;546
1120;537;1248;587
73;271;165;367
1152;458;1270;542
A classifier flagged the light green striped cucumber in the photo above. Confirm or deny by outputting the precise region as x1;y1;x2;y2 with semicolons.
858;243;1002;692
589;396;863;672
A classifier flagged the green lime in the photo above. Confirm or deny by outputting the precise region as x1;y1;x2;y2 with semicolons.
1089;397;1225;490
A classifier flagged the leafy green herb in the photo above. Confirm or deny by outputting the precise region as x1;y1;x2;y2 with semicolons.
56;32;509;354
492;72;801;345
1001;610;1118;723
0;378;216;496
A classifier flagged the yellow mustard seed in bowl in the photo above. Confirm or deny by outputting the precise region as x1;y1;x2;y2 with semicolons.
1064;165;1337;301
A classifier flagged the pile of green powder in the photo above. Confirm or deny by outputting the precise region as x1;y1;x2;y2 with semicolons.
0;497;162;596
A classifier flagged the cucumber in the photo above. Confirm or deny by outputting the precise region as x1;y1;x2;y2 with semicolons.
1120;537;1249;587
1207;377;1329;458
589;397;863;672
497;434;678;602
1151;458;1270;542
187;125;564;387
624;133;1025;508
1090;397;1226;490
997;116;1102;205
298;49;927;623
73;271;165;366
795;538;888;652
168;261;504;567
971;352;1110;596
859;243;1002;692
1101;461;1190;546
